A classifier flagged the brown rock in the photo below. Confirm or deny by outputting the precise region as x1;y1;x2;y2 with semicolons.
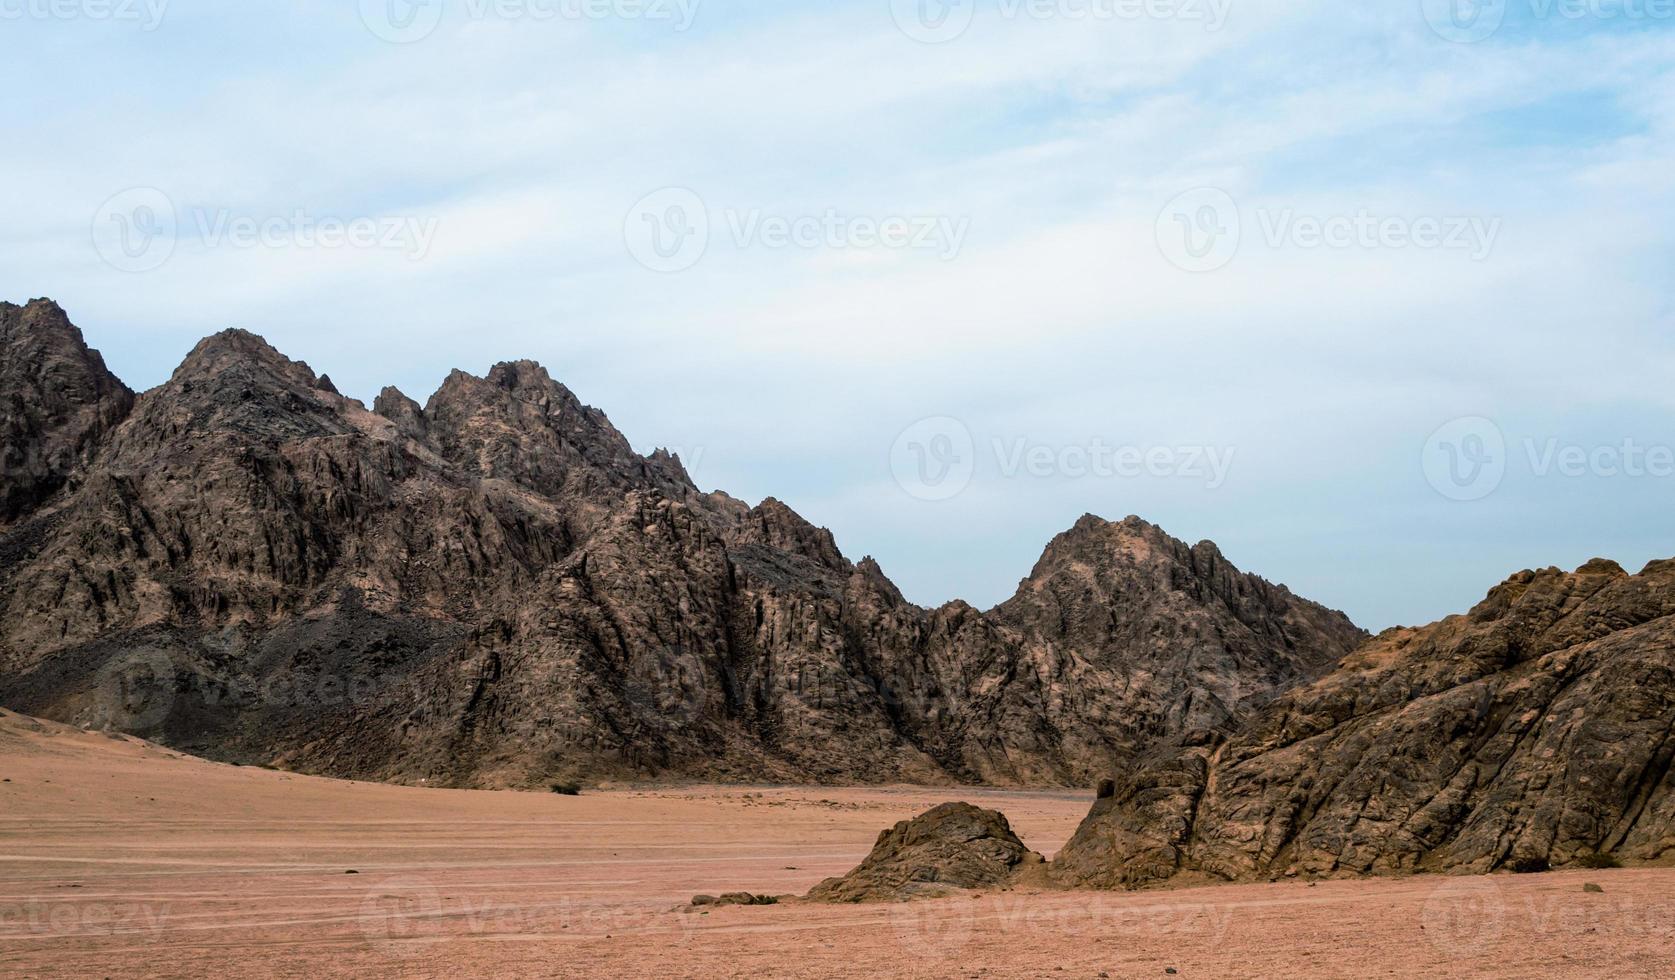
806;803;1039;902
0;299;133;525
1053;558;1675;887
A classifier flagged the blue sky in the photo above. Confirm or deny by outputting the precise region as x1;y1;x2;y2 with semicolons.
2;0;1672;629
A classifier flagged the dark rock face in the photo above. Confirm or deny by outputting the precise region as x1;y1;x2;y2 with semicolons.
0;299;1365;789
806;803;1039;902
1052;559;1675;887
0;299;134;524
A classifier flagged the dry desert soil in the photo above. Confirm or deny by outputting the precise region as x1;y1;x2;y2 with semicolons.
2;708;1671;979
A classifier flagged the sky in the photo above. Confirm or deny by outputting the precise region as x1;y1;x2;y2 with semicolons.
2;0;1673;630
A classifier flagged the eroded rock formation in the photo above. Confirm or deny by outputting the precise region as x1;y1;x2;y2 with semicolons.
0;299;1364;788
1052;558;1675;885
806;802;1041;902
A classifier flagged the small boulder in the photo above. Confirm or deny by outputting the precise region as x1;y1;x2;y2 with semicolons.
691;892;777;907
1583;882;1605;894
806;802;1041;903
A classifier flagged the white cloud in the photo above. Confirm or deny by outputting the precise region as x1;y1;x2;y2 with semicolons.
1;0;1671;627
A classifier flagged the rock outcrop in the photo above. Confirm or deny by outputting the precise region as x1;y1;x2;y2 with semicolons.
807;803;1041;902
1052;558;1675;886
0;299;1365;789
0;299;133;524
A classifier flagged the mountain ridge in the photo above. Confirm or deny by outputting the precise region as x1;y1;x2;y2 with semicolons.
0;298;1366;789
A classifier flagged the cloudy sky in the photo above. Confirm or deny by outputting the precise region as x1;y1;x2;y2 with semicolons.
3;0;1672;629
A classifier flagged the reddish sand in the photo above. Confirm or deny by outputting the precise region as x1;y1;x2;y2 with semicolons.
2;709;1672;979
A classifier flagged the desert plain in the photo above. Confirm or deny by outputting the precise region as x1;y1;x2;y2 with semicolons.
2;708;1672;979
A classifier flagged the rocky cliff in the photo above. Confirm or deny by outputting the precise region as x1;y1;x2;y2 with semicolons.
1052;558;1675;884
0;300;133;524
0;299;1365;788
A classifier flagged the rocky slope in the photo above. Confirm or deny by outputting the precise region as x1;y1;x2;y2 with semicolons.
0;299;1364;788
1052;558;1675;884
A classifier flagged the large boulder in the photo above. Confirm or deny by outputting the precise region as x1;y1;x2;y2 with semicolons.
806;802;1042;902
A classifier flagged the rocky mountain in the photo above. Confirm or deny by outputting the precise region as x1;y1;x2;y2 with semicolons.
0;300;133;524
1052;557;1675;885
0;298;1365;788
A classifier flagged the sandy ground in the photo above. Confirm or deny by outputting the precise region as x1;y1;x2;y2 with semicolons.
2;709;1673;979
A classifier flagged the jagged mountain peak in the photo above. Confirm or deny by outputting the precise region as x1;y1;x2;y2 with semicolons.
373;386;427;438
1;299;1370;793
170;327;322;391
3;296;68;326
0;297;135;523
422;359;693;500
485;358;558;393
732;496;847;572
2;299;118;374
2;296;77;325
1023;513;1201;584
